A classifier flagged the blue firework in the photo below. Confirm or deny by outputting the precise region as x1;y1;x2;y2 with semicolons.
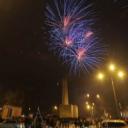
45;0;93;56
64;35;106;74
45;0;106;74
45;0;93;28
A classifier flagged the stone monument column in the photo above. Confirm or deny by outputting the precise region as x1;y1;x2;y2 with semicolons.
62;77;69;105
59;77;78;118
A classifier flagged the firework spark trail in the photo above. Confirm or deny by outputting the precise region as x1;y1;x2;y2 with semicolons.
63;37;105;73
45;0;93;27
45;0;106;74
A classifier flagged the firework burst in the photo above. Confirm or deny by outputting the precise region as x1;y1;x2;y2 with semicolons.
45;0;106;74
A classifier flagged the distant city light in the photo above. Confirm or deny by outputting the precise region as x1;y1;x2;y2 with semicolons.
86;104;91;110
85;101;89;105
86;93;90;98
96;94;100;99
92;102;95;106
54;105;58;110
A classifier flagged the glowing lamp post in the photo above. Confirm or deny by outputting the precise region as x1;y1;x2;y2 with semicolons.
86;103;95;120
85;93;101;120
118;71;125;79
108;63;116;72
97;72;104;81
97;62;126;118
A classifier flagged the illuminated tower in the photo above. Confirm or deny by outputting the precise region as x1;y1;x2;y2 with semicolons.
59;77;78;118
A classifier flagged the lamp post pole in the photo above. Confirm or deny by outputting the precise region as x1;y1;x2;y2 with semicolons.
110;77;119;118
91;104;94;122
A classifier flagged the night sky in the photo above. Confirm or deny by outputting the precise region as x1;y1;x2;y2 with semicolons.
0;0;128;116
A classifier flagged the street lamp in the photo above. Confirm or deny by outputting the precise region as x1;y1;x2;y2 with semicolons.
85;93;101;120
85;103;95;120
108;63;116;72
97;72;104;80
117;70;125;79
97;62;126;118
